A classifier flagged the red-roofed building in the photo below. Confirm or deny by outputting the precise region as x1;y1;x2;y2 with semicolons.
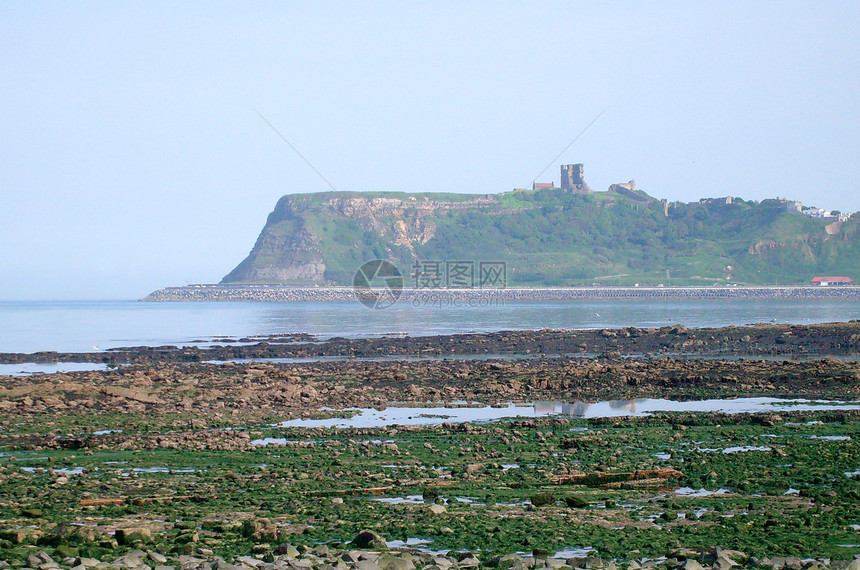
532;182;555;190
811;276;854;286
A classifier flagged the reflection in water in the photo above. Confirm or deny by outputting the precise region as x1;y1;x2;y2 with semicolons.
259;397;860;432
537;399;640;417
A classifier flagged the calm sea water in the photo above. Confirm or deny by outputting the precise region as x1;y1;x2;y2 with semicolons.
0;297;858;354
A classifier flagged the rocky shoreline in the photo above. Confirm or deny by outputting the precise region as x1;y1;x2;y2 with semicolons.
1;322;858;365
2;358;859;434
1;323;859;564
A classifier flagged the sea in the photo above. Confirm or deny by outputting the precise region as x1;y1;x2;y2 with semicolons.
1;297;858;354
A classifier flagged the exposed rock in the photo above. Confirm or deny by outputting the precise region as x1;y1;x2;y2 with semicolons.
351;530;387;550
428;504;447;515
115;528;152;545
564;495;589;508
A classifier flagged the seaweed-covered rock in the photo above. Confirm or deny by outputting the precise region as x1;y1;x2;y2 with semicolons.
531;492;555;507
115;528;151;546
352;530;387;549
565;495;589;508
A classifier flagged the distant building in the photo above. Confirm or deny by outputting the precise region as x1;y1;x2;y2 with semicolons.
780;199;849;222
609;180;637;193
698;196;734;205
609;180;651;202
532;182;554;189
810;276;854;286
783;200;803;213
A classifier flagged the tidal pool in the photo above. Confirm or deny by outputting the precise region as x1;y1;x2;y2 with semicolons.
371;495;424;504
385;538;433;549
128;467;199;474
21;466;85;475
264;397;860;430
716;446;773;454
0;362;112;376
675;487;730;497
551;548;597;558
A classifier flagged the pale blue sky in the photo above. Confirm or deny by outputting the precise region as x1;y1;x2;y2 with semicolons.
1;1;858;299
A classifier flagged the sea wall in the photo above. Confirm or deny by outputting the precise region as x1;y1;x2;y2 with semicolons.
141;285;860;302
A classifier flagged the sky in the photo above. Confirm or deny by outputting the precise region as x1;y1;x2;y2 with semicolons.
1;1;858;299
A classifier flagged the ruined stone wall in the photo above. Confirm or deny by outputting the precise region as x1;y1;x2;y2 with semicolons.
560;164;592;194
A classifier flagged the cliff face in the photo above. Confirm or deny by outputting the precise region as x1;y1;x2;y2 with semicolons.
221;192;499;285
221;197;322;284
222;189;860;287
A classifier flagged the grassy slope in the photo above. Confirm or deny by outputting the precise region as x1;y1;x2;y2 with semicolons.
223;189;859;286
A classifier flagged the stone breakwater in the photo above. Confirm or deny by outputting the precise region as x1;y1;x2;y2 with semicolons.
141;286;860;303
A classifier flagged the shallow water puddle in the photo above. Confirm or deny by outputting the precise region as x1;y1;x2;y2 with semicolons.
551;547;597;558
21;466;85;475
251;438;292;446
262;398;860;430
675;487;730;497
371;495;424;504
720;446;772;454
0;362;112;376
697;446;772;454
385;538;433;549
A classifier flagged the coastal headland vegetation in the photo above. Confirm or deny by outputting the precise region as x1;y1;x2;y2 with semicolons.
221;167;859;288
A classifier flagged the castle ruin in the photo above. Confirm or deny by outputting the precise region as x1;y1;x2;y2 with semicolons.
560;164;592;194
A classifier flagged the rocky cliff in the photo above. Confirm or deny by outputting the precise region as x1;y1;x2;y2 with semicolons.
222;188;860;287
222;192;500;285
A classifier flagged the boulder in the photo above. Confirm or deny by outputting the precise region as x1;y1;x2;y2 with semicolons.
428;504;447;515
115;528;151;545
27;552;57;569
352;530;387;549
531;493;555;507
146;552;168;565
565;495;589;508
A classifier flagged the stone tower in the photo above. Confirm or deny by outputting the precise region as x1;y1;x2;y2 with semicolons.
560;164;592;194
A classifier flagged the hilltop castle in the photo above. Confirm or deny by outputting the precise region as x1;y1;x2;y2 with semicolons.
530;164;651;203
530;164;593;192
560;164;592;194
